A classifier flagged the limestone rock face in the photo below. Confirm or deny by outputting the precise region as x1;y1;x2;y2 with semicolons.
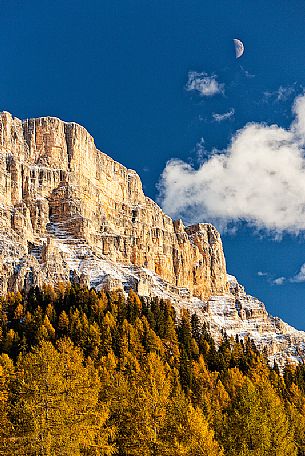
2;111;305;367
202;276;305;369
0;111;228;298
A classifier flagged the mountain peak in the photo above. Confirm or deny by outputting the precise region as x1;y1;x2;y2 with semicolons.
0;113;304;368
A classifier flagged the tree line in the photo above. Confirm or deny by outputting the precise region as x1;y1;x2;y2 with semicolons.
0;283;305;455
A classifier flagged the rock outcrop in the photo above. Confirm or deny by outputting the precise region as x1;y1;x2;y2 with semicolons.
0;111;227;298
1;110;305;369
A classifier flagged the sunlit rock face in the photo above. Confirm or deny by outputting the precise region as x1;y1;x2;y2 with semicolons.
1;111;305;369
201;276;305;369
0;112;227;298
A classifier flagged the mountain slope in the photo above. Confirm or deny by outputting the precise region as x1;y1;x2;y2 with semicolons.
0;111;304;368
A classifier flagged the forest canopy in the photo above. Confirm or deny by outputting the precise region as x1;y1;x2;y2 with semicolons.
0;283;304;455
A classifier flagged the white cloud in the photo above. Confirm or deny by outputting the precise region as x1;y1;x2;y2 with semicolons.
257;271;287;285
241;66;255;79
291;264;305;283
194;138;210;163
212;108;235;122
264;85;295;102
186;71;224;97
257;271;286;285
272;276;286;286
159;93;305;234
257;271;268;277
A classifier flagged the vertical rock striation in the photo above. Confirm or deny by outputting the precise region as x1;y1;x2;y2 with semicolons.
2;111;305;368
0;111;228;297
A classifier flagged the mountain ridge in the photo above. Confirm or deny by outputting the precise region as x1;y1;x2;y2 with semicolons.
0;111;227;298
0;110;305;368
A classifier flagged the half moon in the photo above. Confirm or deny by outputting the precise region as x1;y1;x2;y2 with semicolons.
233;38;244;58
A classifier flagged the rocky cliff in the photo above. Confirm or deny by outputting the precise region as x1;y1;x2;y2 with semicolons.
0;111;227;298
1;111;305;368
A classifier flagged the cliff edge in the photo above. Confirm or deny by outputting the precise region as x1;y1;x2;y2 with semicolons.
1;111;305;368
0;112;227;297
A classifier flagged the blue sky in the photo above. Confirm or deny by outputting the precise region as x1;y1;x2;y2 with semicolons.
3;0;305;328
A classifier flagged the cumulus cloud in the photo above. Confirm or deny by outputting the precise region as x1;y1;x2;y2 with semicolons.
159;93;305;234
272;276;286;286
212;108;235;122
290;264;305;283
186;71;224;97
277;262;305;283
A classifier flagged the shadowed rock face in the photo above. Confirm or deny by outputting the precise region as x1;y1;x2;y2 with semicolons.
0;111;228;297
